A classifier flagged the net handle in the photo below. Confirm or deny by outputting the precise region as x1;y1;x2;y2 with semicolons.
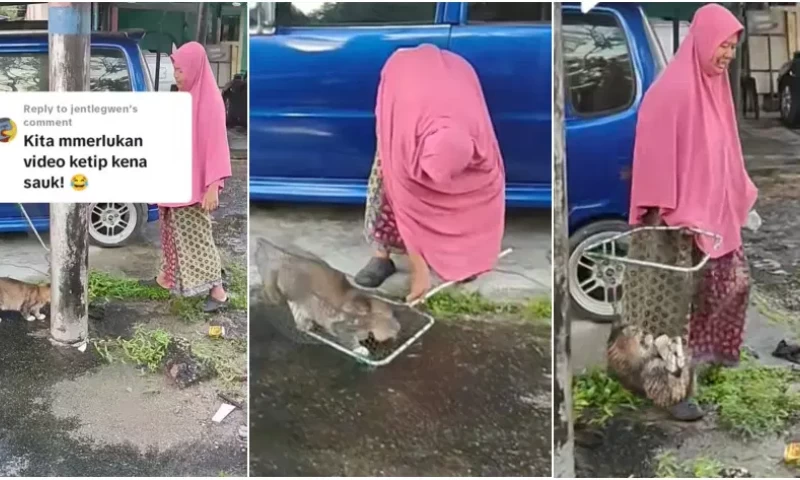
584;226;722;273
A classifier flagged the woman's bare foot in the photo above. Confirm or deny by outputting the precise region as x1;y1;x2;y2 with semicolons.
210;285;228;302
406;252;431;303
155;272;172;289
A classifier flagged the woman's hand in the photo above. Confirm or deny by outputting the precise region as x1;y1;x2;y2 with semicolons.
201;185;220;212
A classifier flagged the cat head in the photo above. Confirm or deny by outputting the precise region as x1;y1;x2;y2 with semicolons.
341;294;401;342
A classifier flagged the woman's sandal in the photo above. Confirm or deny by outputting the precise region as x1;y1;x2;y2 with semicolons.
668;399;705;422
203;295;229;313
354;257;397;288
139;277;166;289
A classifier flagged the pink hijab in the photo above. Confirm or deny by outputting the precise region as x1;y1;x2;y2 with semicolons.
376;44;505;281
629;4;757;258
159;41;231;208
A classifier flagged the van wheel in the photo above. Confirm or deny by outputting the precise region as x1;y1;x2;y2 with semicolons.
88;203;148;248
781;81;800;127
568;220;631;323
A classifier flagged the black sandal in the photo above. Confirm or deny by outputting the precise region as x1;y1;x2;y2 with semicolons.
668;399;705;422
203;295;229;313
354;257;397;288
139;277;165;289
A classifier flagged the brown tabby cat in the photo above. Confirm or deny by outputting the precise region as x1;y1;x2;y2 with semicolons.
254;237;401;356
0;277;51;323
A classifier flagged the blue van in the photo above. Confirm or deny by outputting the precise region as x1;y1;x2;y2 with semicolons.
0;29;159;247
248;2;552;208
561;2;667;320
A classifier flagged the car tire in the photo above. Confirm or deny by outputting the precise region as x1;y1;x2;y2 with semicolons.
568;219;631;323
224;95;235;127
780;80;800;128
88;203;148;248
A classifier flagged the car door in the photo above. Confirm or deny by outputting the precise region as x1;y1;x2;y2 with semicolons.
448;2;552;207
0;42;139;225
249;2;451;198
562;5;646;230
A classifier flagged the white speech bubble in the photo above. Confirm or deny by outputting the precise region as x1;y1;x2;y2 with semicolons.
0;92;192;203
581;1;600;13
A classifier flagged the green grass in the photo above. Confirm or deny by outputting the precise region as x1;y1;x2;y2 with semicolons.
93;326;247;389
654;452;724;478
423;290;550;322
93;326;172;373
573;368;643;426
225;263;248;310
696;356;800;437
89;266;247;323
192;337;247;388
88;271;170;302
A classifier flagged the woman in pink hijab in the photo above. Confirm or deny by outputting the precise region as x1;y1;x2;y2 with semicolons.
624;4;758;420
143;42;232;312
353;44;506;302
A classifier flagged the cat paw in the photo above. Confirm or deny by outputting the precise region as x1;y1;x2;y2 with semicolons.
25;315;35;322
353;346;370;357
35;314;46;320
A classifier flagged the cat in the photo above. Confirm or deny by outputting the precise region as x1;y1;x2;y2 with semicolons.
606;322;694;409
254;237;401;355
0;277;51;323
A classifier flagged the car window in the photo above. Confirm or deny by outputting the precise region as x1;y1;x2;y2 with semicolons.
563;11;636;116
276;2;437;26
0;48;132;92
467;2;551;23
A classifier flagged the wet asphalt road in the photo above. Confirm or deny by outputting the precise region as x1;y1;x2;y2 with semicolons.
249;299;552;477
0;319;246;477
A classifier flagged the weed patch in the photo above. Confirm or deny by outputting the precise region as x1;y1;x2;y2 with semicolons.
654;452;724;478
697;357;800;437
93;326;171;372
88;271;169;302
573;368;642;426
192;337;247;388
424;290;550;322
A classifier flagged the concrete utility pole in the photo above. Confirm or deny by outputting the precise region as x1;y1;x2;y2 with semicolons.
195;2;207;44
48;2;90;347
552;2;575;477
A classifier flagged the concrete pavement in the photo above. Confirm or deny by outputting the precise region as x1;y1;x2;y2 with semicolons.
248;204;551;302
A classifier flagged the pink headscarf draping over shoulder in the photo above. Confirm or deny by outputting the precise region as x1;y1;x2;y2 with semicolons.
159;41;231;208
629;4;757;258
376;44;505;281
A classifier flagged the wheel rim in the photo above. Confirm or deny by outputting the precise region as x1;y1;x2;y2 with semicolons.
89;203;138;245
568;231;630;318
782;85;792;118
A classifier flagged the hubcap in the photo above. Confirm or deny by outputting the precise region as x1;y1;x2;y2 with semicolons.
782;85;792;118
90;203;137;244
569;232;630;318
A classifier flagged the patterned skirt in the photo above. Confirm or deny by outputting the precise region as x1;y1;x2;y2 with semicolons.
159;205;223;297
364;152;406;254
622;229;750;367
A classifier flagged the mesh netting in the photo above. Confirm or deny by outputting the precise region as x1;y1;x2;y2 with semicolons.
253;288;433;365
304;298;434;365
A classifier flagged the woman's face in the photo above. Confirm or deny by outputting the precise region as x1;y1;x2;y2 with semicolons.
174;66;185;91
712;34;738;72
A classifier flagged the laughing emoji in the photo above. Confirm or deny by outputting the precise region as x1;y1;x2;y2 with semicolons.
0;118;17;143
71;174;88;191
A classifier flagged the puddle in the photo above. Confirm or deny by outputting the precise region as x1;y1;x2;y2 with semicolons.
249;300;552;476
